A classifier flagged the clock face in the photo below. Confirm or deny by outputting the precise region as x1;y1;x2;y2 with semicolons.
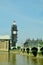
13;31;17;34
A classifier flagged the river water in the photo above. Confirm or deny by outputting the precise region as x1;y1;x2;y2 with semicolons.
0;52;43;65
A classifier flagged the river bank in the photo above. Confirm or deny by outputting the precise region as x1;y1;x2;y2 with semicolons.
10;50;43;59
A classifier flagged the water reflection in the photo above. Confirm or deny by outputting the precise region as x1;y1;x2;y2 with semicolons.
0;52;16;65
0;52;43;65
30;57;43;65
0;52;9;62
8;52;16;65
31;57;38;65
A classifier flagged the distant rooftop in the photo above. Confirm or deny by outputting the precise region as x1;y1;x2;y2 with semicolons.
0;35;10;39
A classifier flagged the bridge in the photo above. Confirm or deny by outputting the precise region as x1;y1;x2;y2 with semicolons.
21;46;43;52
20;46;43;56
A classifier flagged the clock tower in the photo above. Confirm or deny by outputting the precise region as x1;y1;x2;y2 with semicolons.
11;21;17;49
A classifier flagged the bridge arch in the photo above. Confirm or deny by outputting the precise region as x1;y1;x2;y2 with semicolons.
31;47;38;57
40;47;43;55
26;48;30;54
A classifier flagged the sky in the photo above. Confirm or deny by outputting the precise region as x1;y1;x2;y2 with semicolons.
0;0;43;46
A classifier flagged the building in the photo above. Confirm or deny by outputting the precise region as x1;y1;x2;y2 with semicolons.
0;35;10;51
11;21;17;49
23;39;43;48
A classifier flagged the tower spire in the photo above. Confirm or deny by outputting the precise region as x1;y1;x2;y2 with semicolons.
13;20;16;25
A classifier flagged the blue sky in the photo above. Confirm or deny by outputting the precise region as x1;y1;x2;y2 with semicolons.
0;0;43;46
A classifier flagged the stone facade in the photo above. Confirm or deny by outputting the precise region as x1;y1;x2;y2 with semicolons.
24;39;43;48
0;39;10;51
